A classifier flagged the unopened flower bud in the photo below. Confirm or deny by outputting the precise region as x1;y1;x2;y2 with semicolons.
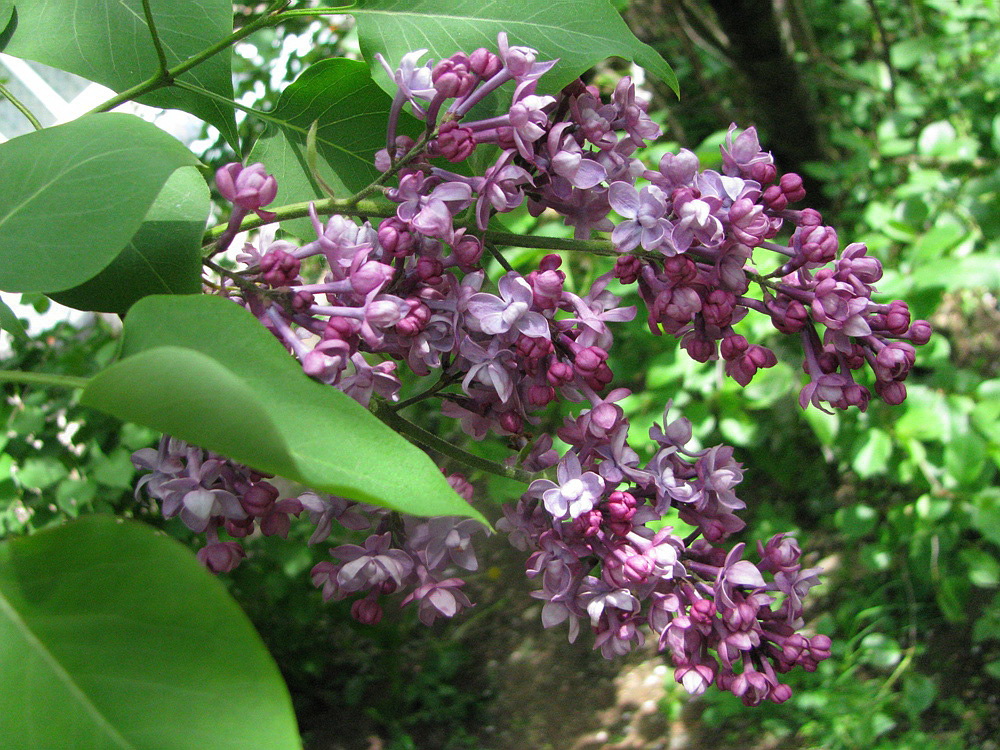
908;319;932;345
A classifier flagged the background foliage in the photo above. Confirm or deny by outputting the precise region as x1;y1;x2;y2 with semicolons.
1;0;998;748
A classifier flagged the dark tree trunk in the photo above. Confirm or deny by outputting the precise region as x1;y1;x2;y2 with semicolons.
702;0;829;206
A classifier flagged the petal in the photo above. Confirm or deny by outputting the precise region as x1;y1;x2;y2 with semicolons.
608;181;640;218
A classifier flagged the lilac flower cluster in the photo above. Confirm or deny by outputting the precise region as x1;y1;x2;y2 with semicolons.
130;32;931;703
133;436;484;623
500;403;831;704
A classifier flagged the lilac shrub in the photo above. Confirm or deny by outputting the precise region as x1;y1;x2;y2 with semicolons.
133;32;930;705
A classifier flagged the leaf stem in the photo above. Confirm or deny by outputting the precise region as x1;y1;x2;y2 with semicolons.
0;83;43;130
273;6;356;20
0;370;89;390
393;371;462;410
142;0;171;78
88;0;290;114
202;197;397;245
370;398;536;484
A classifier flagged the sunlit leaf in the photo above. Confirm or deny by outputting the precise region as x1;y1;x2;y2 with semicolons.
0;516;301;749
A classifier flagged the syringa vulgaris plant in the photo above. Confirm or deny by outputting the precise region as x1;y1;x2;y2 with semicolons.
0;0;931;745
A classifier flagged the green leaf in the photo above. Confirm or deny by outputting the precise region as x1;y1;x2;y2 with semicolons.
959;547;1000;588
851;427;892;478
248;58;416;238
0;515;301;749
944;430;988;487
1;0;237;147
49;166;209;314
858;633;901;670
936;574;969;623
834;503;878;540
80;295;486;523
894;386;950;442
0;114;198;294
0;1;12;33
0;297;28;342
14;456;67;490
351;0;678;97
910;223;968;264
901;674;937;715
972;488;1000;547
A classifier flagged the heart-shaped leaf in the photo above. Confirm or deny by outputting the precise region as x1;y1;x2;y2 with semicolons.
0;113;198;294
248;58;419;238
351;0;678;97
80;294;486;523
0;298;27;342
50;166;209;314
1;0;238;146
0;515;301;749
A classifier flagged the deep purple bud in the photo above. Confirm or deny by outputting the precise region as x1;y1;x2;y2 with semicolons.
720;334;748;361
396;299;431;336
378;217;415;258
614;255;642;284
499;411;523;433
875;379;907;405
241;481;279;516
216;162;278;213
351;260;396;295
198;541;245;573
661;255;698;285
352;594;383;625
547;361;574;386
259;248;300;287
908;320;932;345
573;509;603;537
452;231;484;270
681;332;716;362
434;120;477;162
880;300;911;335
779;173;806;202
416;256;444;284
798;208;822;226
527;384;556;407
446;472;476;502
527;268;565;311
469;47;502;78
748;161;777;185
432;54;478;99
292;291;314;312
875;341;915;380
574;346;608;376
703;290;736;327
762;184;788;211
325;315;360;343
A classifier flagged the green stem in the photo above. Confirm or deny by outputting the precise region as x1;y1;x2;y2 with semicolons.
172;79;274;120
484;241;515;273
142;0;171;77
393;371;461;410
370;398;536;484
274;6;356;20
203;197;396;245
482;230;619;257
88;0;289;114
0;83;43;130
0;370;89;390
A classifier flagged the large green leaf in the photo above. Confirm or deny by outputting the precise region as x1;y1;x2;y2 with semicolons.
0;515;301;749
0;113;198;294
0;1;12;32
80;294;487;523
0;298;28;342
351;0;678;97
248;58;419;238
50;166;209;314
1;0;237;147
